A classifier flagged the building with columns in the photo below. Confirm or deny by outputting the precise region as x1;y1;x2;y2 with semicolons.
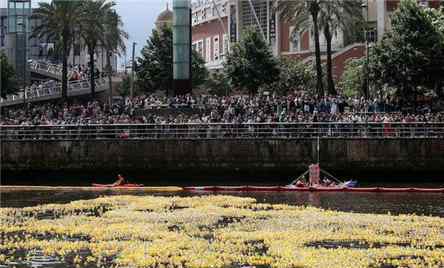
191;0;442;79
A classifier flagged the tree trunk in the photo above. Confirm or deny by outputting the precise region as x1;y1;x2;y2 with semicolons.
324;23;336;95
311;7;324;98
89;46;96;98
61;35;68;101
106;51;113;107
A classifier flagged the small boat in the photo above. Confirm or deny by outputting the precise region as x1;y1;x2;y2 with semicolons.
341;180;358;188
92;183;144;188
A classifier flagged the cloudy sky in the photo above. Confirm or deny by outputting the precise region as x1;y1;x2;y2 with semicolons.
2;0;171;67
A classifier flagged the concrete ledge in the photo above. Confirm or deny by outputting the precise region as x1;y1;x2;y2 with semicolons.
1;139;443;175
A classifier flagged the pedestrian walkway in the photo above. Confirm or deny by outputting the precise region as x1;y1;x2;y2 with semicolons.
29;61;63;80
0;78;108;107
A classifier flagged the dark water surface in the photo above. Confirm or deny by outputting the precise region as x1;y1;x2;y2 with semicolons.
1;186;444;217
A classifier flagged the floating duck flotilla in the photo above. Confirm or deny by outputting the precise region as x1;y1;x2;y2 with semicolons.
0;195;443;268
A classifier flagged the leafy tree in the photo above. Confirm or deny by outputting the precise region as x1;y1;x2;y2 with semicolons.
224;30;280;94
370;0;444;104
0;52;18;97
103;9;128;105
79;0;115;98
136;26;207;95
267;58;315;95
278;0;324;96
191;50;208;89
338;58;365;98
32;0;83;100
117;75;132;97
205;71;231;96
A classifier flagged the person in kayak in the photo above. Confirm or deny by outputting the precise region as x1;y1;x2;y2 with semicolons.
287;178;306;188
111;174;126;187
295;179;306;187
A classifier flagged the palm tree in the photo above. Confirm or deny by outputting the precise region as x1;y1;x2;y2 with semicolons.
103;10;128;106
32;0;83;100
319;0;363;95
278;0;324;97
79;0;116;98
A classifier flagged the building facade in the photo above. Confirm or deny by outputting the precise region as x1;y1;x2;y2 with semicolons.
368;0;442;41
1;3;118;83
2;0;31;84
191;0;346;70
191;0;442;78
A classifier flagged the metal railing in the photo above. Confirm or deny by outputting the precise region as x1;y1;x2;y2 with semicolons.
29;61;64;78
1;123;443;141
0;78;107;107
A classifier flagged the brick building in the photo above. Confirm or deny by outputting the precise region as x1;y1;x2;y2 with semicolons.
191;0;442;79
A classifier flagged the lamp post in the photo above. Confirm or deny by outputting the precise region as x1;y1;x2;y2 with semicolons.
361;0;370;99
130;41;137;98
17;21;27;108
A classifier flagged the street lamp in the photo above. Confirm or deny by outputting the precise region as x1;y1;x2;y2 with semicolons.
361;0;370;99
130;41;137;98
17;21;27;108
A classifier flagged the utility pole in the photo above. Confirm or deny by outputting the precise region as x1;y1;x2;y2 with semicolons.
23;28;26;109
130;41;136;98
17;22;27;110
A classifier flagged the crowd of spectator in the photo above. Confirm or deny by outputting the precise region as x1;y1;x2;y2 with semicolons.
1;93;443;126
69;64;102;81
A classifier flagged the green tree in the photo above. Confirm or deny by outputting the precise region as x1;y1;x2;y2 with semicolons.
136;26;207;95
205;72;231;96
338;58;365;98
0;52;18;97
370;0;444;104
32;0;83;100
268;58;315;95
224;30;280;94
191;50;208;89
79;0;115;98
278;0;324;96
117;75;132;97
103;9;128;105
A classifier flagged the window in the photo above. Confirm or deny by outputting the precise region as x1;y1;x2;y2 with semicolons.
206;38;211;62
419;0;428;7
366;29;377;43
222;34;228;58
197;40;204;58
213;36;220;61
289;27;300;52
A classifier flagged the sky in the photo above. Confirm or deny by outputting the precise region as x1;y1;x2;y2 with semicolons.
112;0;171;67
1;0;171;68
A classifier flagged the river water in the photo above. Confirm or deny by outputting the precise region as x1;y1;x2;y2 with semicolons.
1;184;443;268
1;185;444;216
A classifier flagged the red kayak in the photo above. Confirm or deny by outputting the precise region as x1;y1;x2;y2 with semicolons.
92;183;144;188
183;186;444;193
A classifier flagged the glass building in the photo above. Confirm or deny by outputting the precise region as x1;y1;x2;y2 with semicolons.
7;0;31;85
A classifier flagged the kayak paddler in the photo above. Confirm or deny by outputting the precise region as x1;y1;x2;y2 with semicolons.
111;174;126;187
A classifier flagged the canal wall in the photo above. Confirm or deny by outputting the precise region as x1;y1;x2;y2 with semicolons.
1;139;444;176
